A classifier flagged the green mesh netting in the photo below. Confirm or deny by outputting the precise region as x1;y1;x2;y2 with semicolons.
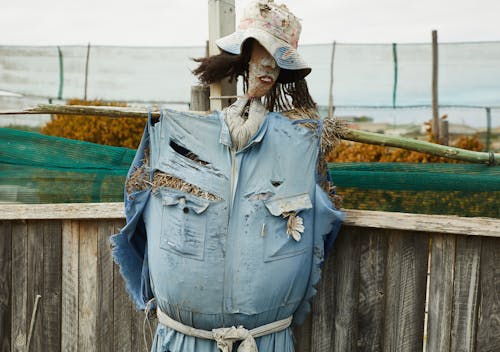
1;128;499;218
329;163;500;218
1;128;134;203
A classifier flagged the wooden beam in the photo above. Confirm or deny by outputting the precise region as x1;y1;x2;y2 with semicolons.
344;209;500;237
208;0;236;110
343;128;499;165
1;203;499;237
2;104;498;164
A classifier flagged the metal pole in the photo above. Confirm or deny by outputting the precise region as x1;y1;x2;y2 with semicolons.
432;30;439;142
392;43;398;109
486;107;492;151
84;42;91;101
328;41;336;118
57;46;64;100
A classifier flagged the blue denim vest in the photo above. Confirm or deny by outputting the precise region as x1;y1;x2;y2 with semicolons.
111;109;343;351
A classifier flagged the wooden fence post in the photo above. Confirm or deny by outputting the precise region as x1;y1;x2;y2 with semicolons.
208;0;236;111
190;85;210;111
439;118;449;145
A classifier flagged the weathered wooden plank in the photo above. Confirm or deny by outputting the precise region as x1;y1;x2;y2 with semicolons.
310;233;338;352
0;203;125;220
96;220;115;352
2;204;500;237
333;228;361;352
26;221;44;352
358;229;388;352
294;314;312;352
42;220;62;351
426;234;456;352
384;230;428;352
131;303;146;352
11;221;28;352
450;236;481;352
344;210;500;237
78;220;98;352
0;221;12;352
61;220;79;352
311;262;335;352
113;262;132;352
476;237;500;351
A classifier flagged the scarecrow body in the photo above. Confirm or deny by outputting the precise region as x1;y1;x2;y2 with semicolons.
112;108;343;351
112;1;344;351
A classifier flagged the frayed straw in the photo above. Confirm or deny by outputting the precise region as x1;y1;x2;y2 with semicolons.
282;108;319;130
321;117;349;155
126;149;152;194
125;148;220;201
152;172;220;201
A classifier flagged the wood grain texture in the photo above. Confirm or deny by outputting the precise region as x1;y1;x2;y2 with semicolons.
131;303;146;352
113;263;132;352
344;211;500;237
357;230;388;352
0;221;12;352
294;314;312;352
61;220;79;352
42;220;62;352
311;243;337;352
384;230;428;352
0;203;125;220
78;220;98;352
2;204;500;237
450;236;481;352
476;237;500;351
0;216;498;352
426;234;456;352
11;221;28;352
333;228;361;352
96;220;115;352
27;221;44;352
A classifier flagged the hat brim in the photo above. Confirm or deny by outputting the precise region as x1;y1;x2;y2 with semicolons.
215;28;311;84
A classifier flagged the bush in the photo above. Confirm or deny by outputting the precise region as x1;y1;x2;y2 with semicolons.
41;99;146;149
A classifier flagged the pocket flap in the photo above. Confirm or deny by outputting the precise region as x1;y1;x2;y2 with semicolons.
264;193;312;216
161;192;210;214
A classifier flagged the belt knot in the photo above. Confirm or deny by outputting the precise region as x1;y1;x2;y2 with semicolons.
212;326;258;352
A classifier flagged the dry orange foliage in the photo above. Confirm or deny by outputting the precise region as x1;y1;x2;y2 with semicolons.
41;99;146;149
327;131;485;163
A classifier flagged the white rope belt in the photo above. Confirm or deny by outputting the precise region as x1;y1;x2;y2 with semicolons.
157;308;292;352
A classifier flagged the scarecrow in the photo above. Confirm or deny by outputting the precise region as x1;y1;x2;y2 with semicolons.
112;1;344;351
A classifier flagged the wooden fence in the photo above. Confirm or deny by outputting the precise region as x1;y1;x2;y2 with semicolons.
0;203;499;352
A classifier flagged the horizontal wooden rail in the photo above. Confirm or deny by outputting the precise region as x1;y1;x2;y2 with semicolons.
1;104;498;165
0;203;498;237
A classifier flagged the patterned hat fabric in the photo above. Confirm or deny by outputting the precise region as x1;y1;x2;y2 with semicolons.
215;0;311;83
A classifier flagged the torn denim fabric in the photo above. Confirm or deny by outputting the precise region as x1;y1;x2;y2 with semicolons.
111;109;344;352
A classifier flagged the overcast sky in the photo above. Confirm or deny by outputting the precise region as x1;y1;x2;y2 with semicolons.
2;0;500;46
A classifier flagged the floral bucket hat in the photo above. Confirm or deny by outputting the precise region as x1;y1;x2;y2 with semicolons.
215;0;311;83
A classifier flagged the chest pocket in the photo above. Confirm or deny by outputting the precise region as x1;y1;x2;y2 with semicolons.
262;193;313;262
160;191;210;260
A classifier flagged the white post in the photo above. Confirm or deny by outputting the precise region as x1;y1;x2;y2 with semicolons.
208;0;236;111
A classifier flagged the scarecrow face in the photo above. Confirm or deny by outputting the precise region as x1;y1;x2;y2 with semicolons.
247;40;280;98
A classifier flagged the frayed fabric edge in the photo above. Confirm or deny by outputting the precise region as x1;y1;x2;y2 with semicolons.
110;231;147;310
292;184;344;326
